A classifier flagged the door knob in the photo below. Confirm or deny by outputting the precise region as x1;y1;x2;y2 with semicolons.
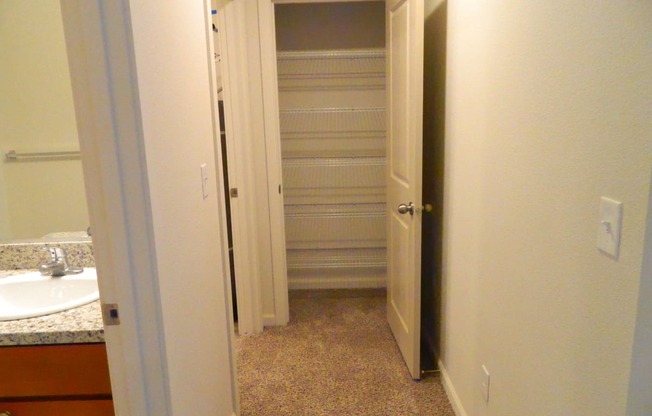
397;202;414;215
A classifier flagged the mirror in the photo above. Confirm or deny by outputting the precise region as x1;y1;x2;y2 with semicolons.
0;0;90;243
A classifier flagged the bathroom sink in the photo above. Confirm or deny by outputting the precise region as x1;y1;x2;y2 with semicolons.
0;268;99;321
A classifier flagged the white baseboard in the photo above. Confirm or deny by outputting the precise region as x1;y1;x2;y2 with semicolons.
262;313;277;327
438;359;468;416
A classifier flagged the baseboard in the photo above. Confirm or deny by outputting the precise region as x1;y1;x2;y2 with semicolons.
262;313;277;327
438;359;468;416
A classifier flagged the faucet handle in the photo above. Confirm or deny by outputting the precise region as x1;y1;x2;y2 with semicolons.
40;247;72;277
44;246;66;261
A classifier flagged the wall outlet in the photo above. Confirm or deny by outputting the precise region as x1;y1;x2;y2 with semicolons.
482;365;490;403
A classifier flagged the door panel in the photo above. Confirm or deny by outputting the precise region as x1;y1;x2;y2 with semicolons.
386;0;424;380
389;2;410;185
389;213;411;332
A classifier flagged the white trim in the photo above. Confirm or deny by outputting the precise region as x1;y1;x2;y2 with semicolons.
438;360;468;416
218;1;264;334
205;1;242;411
263;313;278;326
257;0;290;326
220;0;289;329
61;1;171;414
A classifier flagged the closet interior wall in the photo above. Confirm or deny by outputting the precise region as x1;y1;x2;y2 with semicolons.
275;2;387;290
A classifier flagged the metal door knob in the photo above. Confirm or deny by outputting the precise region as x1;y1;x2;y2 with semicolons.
397;202;414;215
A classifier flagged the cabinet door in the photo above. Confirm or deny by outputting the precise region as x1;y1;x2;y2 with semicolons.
0;344;111;398
2;400;114;416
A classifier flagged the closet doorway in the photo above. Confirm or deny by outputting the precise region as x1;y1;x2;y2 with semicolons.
262;0;426;379
219;0;426;378
274;2;388;292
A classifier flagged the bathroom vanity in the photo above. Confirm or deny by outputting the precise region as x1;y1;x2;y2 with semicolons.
0;269;112;416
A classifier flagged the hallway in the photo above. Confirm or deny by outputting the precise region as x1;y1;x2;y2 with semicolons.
236;291;455;415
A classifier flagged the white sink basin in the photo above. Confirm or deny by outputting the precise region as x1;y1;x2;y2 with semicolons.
0;268;99;321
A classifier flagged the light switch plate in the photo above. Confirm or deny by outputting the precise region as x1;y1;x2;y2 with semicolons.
481;365;490;403
597;197;623;258
200;164;209;199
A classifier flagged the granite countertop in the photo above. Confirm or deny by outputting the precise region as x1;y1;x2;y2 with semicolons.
0;269;105;346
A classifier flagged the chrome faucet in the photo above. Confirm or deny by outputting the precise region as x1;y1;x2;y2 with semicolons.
39;247;83;277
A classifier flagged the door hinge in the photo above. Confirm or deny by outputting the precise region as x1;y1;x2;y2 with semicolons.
230;188;238;198
278;184;282;194
102;303;121;326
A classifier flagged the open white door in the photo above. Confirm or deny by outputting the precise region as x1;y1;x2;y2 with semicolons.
386;0;425;380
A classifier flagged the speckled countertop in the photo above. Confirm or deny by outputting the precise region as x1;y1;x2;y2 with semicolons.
0;269;105;346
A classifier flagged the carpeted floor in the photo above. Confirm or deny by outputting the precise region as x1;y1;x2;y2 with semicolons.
236;290;456;415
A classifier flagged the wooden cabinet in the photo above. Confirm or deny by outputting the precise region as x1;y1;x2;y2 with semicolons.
0;343;113;416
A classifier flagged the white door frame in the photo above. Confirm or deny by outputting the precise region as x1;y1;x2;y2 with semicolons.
61;2;171;413
61;1;239;414
219;0;290;331
217;1;266;334
257;0;290;326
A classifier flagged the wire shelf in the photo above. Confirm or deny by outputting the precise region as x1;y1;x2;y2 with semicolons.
277;49;386;91
282;156;385;192
280;107;385;136
287;248;387;270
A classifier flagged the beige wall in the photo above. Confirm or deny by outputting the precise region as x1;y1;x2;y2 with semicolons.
275;2;385;51
0;168;10;238
0;0;88;240
439;1;652;415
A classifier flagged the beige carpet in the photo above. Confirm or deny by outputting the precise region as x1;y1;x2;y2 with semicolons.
236;291;455;415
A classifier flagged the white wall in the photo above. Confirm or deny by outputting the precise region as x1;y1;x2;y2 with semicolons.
0;0;88;239
126;0;237;414
440;1;652;415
